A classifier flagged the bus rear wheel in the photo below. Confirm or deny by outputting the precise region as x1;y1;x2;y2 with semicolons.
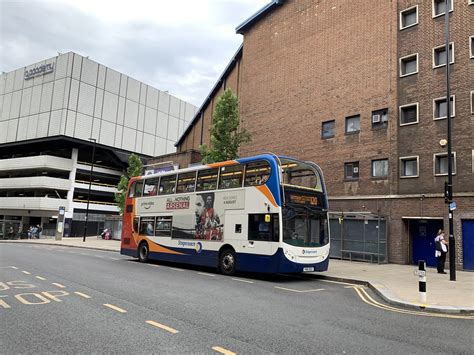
138;241;149;263
219;249;236;276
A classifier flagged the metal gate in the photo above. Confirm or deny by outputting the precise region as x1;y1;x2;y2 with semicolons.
329;213;387;263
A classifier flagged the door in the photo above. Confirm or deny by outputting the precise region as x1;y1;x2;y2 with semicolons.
411;219;442;267
462;220;474;270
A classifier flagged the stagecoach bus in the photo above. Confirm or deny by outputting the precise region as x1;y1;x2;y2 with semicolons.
120;154;330;275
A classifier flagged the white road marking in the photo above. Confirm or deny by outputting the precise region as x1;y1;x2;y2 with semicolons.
36;276;47;281
274;286;325;293
212;346;236;355
21;271;31;275
198;272;216;277
74;292;91;299
52;283;66;288
232;278;254;284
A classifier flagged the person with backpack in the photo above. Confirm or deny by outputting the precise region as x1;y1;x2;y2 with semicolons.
434;229;448;274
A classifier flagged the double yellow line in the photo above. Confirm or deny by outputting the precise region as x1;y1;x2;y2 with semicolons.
351;286;474;320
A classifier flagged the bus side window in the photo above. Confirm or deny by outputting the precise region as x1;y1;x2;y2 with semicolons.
159;175;177;195
133;217;139;233
156;217;172;237
196;168;219;191
140;217;155;236
135;180;144;197
244;161;271;187
128;181;137;198
248;214;279;242
218;164;244;189
176;172;196;193
143;178;159;197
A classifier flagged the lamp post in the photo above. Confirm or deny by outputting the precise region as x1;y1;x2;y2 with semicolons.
444;0;455;281
83;138;96;242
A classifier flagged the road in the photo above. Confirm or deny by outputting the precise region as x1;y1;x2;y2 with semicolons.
1;243;472;354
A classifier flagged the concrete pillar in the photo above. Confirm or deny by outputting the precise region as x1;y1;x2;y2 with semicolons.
66;148;78;220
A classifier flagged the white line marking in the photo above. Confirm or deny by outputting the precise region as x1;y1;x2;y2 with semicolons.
36;276;47;281
198;272;216;277
74;292;91;299
52;283;66;288
319;279;358;286
147;264;160;267
103;304;127;313
232;278;254;284
146;320;179;334
22;271;31;275
274;286;325;293
169;267;184;272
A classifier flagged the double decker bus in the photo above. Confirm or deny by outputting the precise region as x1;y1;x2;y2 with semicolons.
120;154;330;275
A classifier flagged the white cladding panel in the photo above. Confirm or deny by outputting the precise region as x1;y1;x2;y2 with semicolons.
77;82;95;116
81;58;98;86
0;52;197;155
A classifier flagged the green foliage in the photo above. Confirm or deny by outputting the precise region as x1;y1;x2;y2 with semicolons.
199;89;251;164
114;154;143;215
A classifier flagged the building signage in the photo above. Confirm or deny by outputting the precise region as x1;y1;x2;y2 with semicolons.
24;63;55;80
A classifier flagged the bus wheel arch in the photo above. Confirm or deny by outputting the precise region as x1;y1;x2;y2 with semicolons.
218;246;236;276
138;240;149;263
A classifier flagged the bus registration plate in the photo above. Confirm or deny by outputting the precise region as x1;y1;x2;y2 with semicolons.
303;267;314;272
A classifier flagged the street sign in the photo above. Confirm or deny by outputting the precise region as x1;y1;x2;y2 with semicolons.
414;270;426;277
449;202;456;211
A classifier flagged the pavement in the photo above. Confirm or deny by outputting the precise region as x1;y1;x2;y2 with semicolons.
1;237;473;314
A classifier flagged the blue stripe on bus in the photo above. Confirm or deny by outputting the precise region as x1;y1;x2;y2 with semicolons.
122;245;328;274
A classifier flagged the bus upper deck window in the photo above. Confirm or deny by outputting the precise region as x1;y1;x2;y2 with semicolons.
128;181;137;198
176;172;196;193
134;180;144;197
159;175;177;195
244;161;271;186
196;168;219;191
143;178;159;197
219;164;244;189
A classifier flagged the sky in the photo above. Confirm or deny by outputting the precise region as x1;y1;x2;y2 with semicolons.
0;0;270;107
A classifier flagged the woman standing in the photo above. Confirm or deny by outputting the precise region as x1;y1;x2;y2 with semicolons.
434;229;448;274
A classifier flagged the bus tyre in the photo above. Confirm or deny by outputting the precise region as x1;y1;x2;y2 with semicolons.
138;242;149;263
219;249;236;276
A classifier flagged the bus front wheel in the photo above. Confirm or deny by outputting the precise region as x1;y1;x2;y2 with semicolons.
138;241;149;263
219;248;236;276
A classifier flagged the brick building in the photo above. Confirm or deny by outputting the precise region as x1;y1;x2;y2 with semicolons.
174;0;473;268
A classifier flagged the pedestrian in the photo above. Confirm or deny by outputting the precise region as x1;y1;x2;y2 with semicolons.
434;229;448;274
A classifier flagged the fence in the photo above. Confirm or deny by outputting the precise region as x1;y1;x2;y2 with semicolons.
329;213;387;263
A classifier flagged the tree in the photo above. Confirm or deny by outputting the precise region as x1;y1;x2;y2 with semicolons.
115;153;143;215
199;88;251;164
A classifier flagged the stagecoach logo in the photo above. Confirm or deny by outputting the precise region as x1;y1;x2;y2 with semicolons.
141;201;154;210
166;196;190;210
195;242;203;254
177;240;202;253
24;63;55;80
302;249;317;255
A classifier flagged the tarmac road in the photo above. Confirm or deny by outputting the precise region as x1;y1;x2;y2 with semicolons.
1;243;472;354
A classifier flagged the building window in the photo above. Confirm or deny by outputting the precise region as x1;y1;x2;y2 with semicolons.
433;43;454;68
345;115;360;134
434;152;456;176
400;156;419;178
344;162;359;180
400;6;418;30
372;109;388;129
470;36;474;58
399;103;419;125
399;53;419;77
471;91;474;114
372;159;388;178
322;120;335;138
432;0;453;18
433;96;455;120
470;0;474;5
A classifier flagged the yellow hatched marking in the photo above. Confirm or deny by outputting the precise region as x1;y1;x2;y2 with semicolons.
146;320;178;334
274;286;325;293
74;292;91;299
232;278;254;284
36;276;46;281
22;271;31;275
103;304;127;313
52;283;66;288
212;346;236;355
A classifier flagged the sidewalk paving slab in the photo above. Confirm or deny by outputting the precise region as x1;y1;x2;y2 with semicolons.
1;238;472;314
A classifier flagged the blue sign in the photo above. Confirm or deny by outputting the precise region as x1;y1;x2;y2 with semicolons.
449;202;456;211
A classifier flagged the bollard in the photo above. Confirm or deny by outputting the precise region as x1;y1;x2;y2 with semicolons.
418;260;426;304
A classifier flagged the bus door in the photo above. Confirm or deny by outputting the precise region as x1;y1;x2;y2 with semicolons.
245;213;279;254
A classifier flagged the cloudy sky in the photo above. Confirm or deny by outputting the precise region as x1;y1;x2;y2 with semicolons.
0;0;270;107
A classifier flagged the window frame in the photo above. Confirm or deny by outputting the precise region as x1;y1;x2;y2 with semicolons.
399;102;419;126
432;0;453;18
344;161;360;181
218;164;245;190
433;95;455;120
371;159;389;179
196;168;219;192
471;91;474;114
176;171;197;194
158;174;177;195
321;120;335;139
345;115;360;135
400;156;419;178
434;152;457;176
432;42;454;68
400;5;419;30
470;36;474;59
399;53;419;77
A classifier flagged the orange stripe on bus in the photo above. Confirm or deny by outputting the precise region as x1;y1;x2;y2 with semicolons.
145;239;185;255
256;185;278;207
208;160;237;168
